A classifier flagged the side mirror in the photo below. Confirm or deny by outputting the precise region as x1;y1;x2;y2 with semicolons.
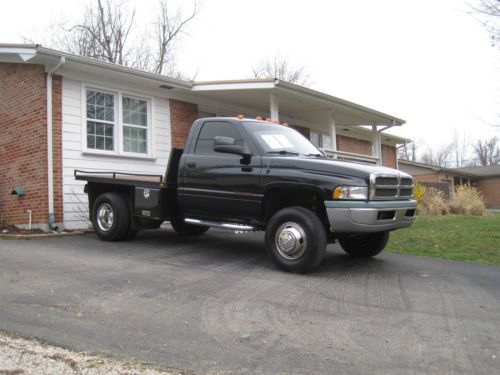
214;136;251;158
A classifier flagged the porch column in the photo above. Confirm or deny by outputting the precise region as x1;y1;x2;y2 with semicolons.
371;124;381;165
270;92;279;122
329;112;337;154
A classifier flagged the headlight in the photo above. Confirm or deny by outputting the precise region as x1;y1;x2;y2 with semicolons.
332;186;368;200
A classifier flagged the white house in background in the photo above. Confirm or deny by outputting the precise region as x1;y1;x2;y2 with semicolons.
0;44;408;230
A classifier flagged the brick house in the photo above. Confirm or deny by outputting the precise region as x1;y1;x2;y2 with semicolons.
398;160;500;208
0;44;408;230
453;165;500;209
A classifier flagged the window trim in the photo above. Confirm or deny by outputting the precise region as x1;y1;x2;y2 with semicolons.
83;87;117;155
81;84;155;159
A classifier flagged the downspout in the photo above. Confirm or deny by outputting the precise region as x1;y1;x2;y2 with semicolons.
46;56;65;231
377;121;396;166
395;140;409;170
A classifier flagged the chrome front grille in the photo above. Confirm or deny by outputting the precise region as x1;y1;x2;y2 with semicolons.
370;172;414;200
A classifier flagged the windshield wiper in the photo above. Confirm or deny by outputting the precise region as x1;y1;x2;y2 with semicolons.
267;150;300;156
307;153;324;158
267;150;325;158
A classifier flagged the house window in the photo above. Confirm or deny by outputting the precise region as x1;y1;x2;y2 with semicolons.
84;87;152;156
86;90;115;151
123;97;148;154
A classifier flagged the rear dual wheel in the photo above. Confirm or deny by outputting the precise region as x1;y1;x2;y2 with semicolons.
92;193;135;241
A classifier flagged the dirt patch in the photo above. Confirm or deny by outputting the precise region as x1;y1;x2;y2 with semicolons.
0;332;209;375
1;226;45;235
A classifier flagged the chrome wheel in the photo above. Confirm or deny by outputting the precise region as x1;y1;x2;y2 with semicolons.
97;203;114;232
275;221;307;260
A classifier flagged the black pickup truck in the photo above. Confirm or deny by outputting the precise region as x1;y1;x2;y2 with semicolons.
76;117;417;272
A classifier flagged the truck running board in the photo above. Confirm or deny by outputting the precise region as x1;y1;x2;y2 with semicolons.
184;218;255;231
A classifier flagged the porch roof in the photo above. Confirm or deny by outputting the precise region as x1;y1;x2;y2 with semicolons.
398;160;478;178
453;165;500;178
192;79;406;127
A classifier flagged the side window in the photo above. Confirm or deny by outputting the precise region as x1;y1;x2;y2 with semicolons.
122;96;148;154
194;122;241;154
86;89;115;151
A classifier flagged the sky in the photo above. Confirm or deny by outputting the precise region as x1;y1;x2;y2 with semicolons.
1;0;499;158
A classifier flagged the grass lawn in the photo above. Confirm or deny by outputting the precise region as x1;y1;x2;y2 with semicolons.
386;214;500;266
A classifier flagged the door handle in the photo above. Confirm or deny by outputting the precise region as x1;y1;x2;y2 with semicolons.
186;162;196;168
242;167;253;172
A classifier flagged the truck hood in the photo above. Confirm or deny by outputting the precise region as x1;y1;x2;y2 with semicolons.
267;157;411;180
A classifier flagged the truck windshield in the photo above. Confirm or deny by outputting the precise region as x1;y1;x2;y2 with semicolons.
243;122;322;157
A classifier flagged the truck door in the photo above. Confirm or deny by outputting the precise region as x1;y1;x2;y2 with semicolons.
178;120;263;221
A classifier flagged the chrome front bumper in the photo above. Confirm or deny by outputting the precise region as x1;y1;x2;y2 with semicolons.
324;200;417;233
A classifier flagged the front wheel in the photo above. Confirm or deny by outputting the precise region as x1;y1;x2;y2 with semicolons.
265;207;326;273
338;232;390;258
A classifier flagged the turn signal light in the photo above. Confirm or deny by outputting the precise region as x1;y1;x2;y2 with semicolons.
333;187;341;200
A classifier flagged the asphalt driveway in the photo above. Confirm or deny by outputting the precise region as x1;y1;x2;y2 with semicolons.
0;229;499;374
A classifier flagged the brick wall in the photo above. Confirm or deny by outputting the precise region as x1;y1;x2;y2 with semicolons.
169;99;198;149
52;75;63;223
0;63;63;228
381;144;397;168
476;177;500;209
336;135;371;155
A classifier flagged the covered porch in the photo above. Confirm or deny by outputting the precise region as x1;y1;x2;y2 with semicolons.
191;79;408;167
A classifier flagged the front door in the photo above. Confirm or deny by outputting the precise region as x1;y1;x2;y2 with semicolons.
178;120;263;221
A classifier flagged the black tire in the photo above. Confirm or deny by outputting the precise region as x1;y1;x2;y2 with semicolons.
91;193;131;241
170;218;209;235
265;206;326;273
124;229;138;240
338;231;390;258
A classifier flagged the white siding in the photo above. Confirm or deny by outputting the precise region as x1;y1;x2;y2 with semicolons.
62;78;171;229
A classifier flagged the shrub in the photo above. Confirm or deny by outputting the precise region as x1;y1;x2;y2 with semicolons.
413;182;426;211
420;187;449;216
449;185;486;216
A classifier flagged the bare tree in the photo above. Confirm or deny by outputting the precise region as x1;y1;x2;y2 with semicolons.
469;1;500;128
420;144;453;167
451;130;471;167
35;0;199;75
473;136;500;165
471;0;500;47
61;0;135;65
397;139;419;162
252;55;310;86
153;0;199;74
